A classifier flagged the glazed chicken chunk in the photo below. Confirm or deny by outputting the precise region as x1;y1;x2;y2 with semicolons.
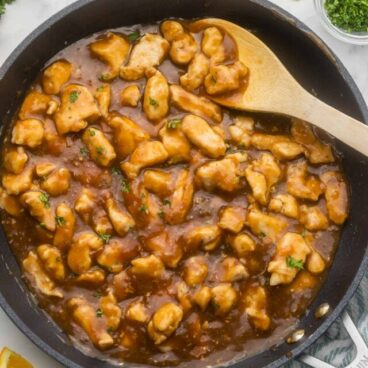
90;32;130;80
18;91;57;120
299;205;329;231
40;168;71;196
54;84;100;135
120;85;141;107
37;244;65;281
105;197;135;236
244;285;271;331
2;167;33;196
217;257;248;282
0;187;22;217
268;193;299;219
94;84;111;118
130;255;165;278
3;147;28;174
53;203;76;250
201;26;225;64
120;34;169;80
11;119;44;148
229;115;254;148
211;283;237;315
180;53;210;91
184;225;222;251
183;256;208;286
228;233;256;257
74;188;95;223
143;169;173;197
218;206;246;233
42;60;72;95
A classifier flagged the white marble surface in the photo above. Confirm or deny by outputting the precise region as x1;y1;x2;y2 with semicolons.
0;1;367;367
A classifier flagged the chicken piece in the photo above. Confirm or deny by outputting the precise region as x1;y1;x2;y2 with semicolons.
82;127;116;167
204;61;248;95
180;53;210;91
92;208;113;236
291;118;334;164
67;232;103;274
75;269;106;286
306;238;326;275
299;205;329;231
105;197;135;236
181;114;226;158
120;34;169;80
68;297;114;349
211;283;237;315
100;292;122;330
161;20;185;41
183;256;208;286
75;188;95;223
41;168;71;196
107;114;149;158
218;257;248;282
320;171;348;225
11;119;44;148
23;251;63;298
192;286;212;311
218;206;246;233
145;231;183;268
175;281;192;313
268;232;311;286
0;187;22;217
244;285;271;331
90;32;130;80
143;70;169;122
228;233;256;257
245;166;268;205
247;208;288;243
2;167;33;196
37;244;65;281
253;153;281;188
54;84;100;135
170;33;197;65
287;161;323;201
201;27;225;63
147;303;183;344
35;162;56;177
170;85;222;123
159;123;191;164
165;169;194;225
18;91;55;119
95;84;111;118
229;115;254;148
53;203;76;250
111;270;135;301
130;255;164;278
3;147;28;174
126;301;148;323
251;133;304;161
184;225;222;251
97;239;132;273
42;60;72;95
20;191;55;231
120;85;141;107
121;141;168;179
143;169;173;198
268;193;299;219
195;152;247;192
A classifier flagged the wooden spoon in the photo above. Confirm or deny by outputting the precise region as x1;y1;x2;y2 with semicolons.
194;18;368;156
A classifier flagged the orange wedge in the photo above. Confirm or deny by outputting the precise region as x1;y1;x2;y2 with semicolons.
0;348;33;368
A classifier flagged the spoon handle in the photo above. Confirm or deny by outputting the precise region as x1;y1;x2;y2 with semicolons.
293;91;368;157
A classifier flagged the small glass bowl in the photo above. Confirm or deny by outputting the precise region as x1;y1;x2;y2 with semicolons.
314;0;368;45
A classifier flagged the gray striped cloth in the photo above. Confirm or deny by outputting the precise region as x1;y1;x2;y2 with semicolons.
286;272;368;367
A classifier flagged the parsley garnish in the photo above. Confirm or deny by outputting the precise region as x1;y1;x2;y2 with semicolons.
286;256;304;270
99;73;109;81
98;233;111;244
39;193;50;209
96;308;103;318
69;90;80;103
97;85;105;92
158;209;165;218
107;327;114;333
96;146;104;155
39;222;46;229
258;231;266;238
88;128;96;137
94;291;102;299
162;199;171;206
149;97;159;107
127;31;140;43
80;147;89;156
167;119;181;129
138;204;148;214
55;216;66;227
111;167;130;193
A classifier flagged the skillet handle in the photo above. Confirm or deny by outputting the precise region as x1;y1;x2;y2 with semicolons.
298;311;368;368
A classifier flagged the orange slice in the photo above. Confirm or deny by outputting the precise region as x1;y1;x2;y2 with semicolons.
0;348;33;368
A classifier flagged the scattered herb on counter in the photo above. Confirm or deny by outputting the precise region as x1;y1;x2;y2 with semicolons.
286;256;304;270
0;0;15;16
325;0;368;33
127;31;140;43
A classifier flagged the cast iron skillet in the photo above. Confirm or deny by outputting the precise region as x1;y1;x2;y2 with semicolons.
0;0;367;367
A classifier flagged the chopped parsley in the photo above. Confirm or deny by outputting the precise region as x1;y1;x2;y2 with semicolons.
107;327;114;333
210;74;217;84
127;31;140;43
162;199;171;206
39;222;46;229
55;216;66;227
96;146;104;155
98;233;111;244
325;0;368;33
39;193;50;209
138;204;148;214
99;73;109;81
286;256;304;270
94;291;102;299
149;97;159;107
96;308;103;318
158;209;165;218
258;231;266;238
69;90;80;103
111;167;130;193
88;128;96;137
97;85;105;92
167;118;181;129
80;147;89;156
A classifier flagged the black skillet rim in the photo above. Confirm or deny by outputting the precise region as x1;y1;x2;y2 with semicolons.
0;0;367;367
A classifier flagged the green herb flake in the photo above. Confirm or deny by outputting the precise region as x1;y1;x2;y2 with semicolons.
39;222;46;229
111;167;121;175
88;128;96;137
258;231;266;239
96;146;104;155
55;216;66;227
121;178;130;193
138;204;148;214
96;308;104;318
94;291;102;299
286;256;304;270
127;31;140;43
158;209;165;218
99;73;109;82
107;327;114;333
69;90;80;103
325;0;368;33
97;85;105;92
149;97;159;107
167;118;181;129
98;233;111;244
162;199;171;206
39;193;50;209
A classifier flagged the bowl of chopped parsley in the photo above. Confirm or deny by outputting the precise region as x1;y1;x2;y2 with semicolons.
314;0;368;44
